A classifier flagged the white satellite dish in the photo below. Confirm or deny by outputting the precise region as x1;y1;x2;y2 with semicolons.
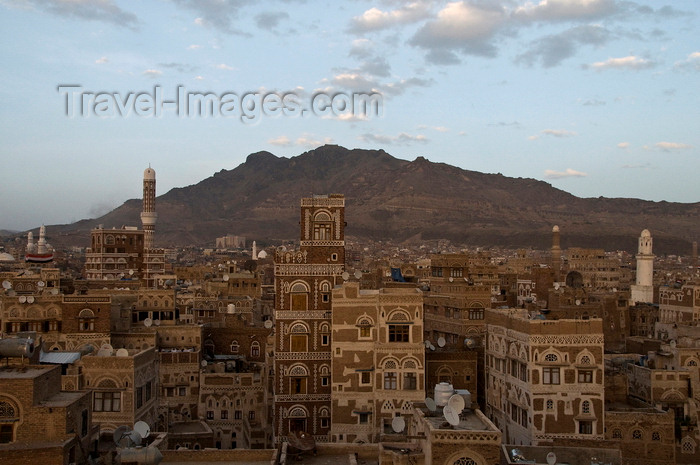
201;360;208;368
424;340;431;349
391;416;406;433
342;271;350;281
354;270;362;279
429;344;436;351
443;405;460;426
51;288;59;295
129;269;134;276
27;296;34;303
128;430;143;447
154;319;161;326
554;283;560;290
37;281;45;287
437;336;446;348
425;397;437;412
449;277;454;282
116;348;129;357
134;421;151;439
448;394;465;412
19;295;26;303
144;318;153;327
670;339;677;349
223;274;229;282
101;343;114;351
546;452;557;465
575;299;581;306
264;319;273;329
2;280;11;289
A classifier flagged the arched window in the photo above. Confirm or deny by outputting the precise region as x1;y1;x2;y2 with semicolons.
357;317;373;338
250;341;260;358
230;340;239;354
313;212;332;240
290;282;309;311
320;323;330;346
544;353;558;363
582;400;591;415
632;429;643;440
612;429;622;439
453;458;477;465
652;431;661;441
0;400;19;444
289;322;309;352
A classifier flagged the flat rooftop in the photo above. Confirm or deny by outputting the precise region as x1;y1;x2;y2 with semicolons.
0;364;54;379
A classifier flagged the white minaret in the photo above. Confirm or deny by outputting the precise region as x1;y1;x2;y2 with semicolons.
252;240;258;260
631;229;654;304
551;225;561;283
140;166;157;249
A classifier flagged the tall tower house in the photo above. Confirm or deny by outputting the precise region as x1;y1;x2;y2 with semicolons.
273;194;346;443
630;229;654;304
551;225;562;282
140;167;157;249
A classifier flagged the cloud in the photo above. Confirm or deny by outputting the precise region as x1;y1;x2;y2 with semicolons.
582;99;605;106
349;39;374;59
617;142;630;149
322;72;432;98
187;44;202;50
411;1;507;59
349;2;432;33
142;69;162;78
159;62;197;73
171;0;252;35
674;51;700;72
268;134;333;148
254;11;289;31
4;0;139;29
621;163;650;169
513;0;620;23
216;63;234;71
95;56;108;64
588;55;654;71
488;121;521;128
516;24;611;67
542;129;577;137
268;135;292;146
654;142;693;152
544;168;587;179
359;132;428;145
194;75;204;81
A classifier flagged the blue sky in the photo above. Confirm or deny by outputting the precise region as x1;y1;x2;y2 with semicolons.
0;0;698;231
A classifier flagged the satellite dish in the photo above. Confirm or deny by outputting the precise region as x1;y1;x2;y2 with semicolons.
128;430;143;447
27;296;34;303
102;343;113;351
144;318;153;327
448;394;465;412
154;319;161;326
554;283;560;290
354;270;362;279
437;336;446;348
342;271;350;281
670;339;677;349
391;416;406;433
546;452;557;465
425;397;437;412
201;360;208;368
134;421;151;439
575;299;581;306
264;319;273;329
37;281;45;287
424;340;431;349
223;274;229;282
429;344;435;351
443;405;460;426
19;296;26;303
2;280;11;289
116;348;129;357
464;338;476;349
51;288;59;295
113;425;130;447
129;269;134;276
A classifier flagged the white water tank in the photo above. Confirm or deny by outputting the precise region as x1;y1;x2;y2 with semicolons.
434;382;454;407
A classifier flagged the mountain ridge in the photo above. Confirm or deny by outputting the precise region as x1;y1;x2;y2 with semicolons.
23;145;700;254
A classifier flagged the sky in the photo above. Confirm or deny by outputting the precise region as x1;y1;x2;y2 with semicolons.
0;0;698;232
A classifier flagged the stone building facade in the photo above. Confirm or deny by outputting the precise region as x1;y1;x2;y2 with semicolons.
330;282;425;443
485;308;605;446
273;194;346;443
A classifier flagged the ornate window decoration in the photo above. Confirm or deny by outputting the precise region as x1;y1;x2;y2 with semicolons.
546;400;554;410
288;365;309;377
632;429;643;440
580;355;592;365
544;353;559;363
230;340;239;354
612;429;622;439
581;400;591;415
682;437;695;453
652;431;661;441
288;406;307;418
453;458;477;465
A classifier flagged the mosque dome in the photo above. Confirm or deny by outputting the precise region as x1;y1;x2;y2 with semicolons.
257;250;268;259
641;229;651;238
0;252;15;262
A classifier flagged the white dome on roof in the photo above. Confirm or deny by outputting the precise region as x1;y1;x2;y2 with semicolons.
641;229;651;237
0;252;15;262
257;250;268;259
144;167;156;180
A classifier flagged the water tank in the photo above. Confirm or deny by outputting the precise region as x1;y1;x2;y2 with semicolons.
434;382;454;407
0;338;35;358
117;445;163;465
